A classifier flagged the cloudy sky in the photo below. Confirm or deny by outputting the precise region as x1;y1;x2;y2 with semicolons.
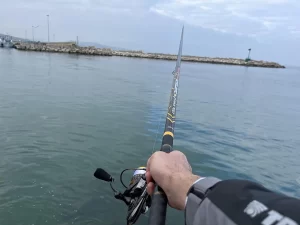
1;0;299;65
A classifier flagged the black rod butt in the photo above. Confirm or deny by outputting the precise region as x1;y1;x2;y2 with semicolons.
148;190;168;225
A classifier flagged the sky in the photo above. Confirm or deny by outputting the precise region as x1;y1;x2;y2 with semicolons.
0;0;299;65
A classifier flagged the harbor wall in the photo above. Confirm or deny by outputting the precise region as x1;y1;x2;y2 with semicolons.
13;42;285;68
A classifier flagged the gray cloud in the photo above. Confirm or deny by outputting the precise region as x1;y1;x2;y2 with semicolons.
151;0;300;40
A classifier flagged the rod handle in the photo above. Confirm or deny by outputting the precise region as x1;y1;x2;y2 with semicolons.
148;188;168;225
148;144;173;225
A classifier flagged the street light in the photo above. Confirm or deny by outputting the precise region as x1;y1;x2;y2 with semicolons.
248;48;252;59
46;15;50;42
32;25;39;42
245;48;252;62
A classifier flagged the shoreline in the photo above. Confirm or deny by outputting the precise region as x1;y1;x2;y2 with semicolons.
13;42;285;69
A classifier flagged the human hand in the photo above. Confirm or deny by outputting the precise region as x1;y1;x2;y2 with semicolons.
146;150;200;210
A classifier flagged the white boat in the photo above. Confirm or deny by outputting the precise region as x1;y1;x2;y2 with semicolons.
3;40;14;48
0;36;14;48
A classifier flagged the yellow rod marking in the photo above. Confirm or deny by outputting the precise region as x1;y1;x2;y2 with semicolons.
168;113;175;118
167;117;175;123
163;131;174;137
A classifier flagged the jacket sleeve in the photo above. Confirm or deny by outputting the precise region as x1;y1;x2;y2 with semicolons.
185;178;300;225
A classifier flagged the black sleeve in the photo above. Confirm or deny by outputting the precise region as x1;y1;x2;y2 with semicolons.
185;179;300;225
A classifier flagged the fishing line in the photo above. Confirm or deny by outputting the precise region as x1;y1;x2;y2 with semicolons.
93;26;184;225
151;81;174;154
148;26;184;225
151;112;163;154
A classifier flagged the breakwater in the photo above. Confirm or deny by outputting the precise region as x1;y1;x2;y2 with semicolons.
14;42;285;68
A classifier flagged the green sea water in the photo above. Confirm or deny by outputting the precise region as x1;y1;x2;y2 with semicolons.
0;48;300;225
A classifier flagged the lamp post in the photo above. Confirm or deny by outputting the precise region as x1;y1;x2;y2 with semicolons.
245;48;252;62
47;14;50;42
247;48;251;59
32;25;39;42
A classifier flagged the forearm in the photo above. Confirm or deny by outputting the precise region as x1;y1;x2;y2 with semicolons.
185;178;300;225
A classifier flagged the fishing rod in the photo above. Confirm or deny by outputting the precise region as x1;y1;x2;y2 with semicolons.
93;26;184;225
148;25;184;225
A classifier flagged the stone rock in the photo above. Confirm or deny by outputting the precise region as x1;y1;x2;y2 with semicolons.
14;42;284;68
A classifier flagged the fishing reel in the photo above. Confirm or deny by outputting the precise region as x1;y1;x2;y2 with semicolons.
94;167;151;225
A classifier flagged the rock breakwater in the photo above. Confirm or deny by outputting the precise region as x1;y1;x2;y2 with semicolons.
14;42;112;56
14;42;285;68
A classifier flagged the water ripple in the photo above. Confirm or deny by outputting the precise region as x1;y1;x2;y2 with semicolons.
0;50;300;225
